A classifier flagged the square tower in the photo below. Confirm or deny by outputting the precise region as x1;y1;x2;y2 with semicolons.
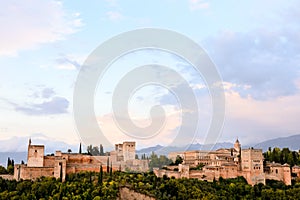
122;141;136;161
241;148;265;185
27;143;45;167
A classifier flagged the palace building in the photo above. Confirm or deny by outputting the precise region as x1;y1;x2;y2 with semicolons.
154;139;292;185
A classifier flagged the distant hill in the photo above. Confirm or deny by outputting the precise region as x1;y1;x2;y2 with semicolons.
136;142;235;156
0;133;79;167
0;133;78;153
136;135;300;156
253;134;300;151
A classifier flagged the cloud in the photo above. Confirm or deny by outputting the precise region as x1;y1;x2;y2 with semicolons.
1;87;69;115
189;0;209;11
14;97;69;115
55;55;82;70
204;27;300;100
41;88;56;98
30;87;56;98
96;110;182;148
0;0;83;56
202;1;300;100
222;85;300;144
106;11;124;21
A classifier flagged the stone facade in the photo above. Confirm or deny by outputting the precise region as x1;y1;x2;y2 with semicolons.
155;140;292;185
112;142;136;162
292;165;300;178
14;140;149;181
265;162;291;185
240;148;265;185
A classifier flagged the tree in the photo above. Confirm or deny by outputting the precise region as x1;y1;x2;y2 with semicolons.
110;162;113;177
175;155;183;165
79;143;82;154
0;165;7;174
287;152;295;166
7;165;14;175
67;149;72;153
99;144;104;156
87;145;100;156
264;147;299;166
7;157;11;169
87;145;92;155
107;157;109;172
149;152;173;170
98;164;103;185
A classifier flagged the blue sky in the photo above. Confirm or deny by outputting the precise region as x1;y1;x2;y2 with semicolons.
0;0;300;151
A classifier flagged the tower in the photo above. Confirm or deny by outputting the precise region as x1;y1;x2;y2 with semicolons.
241;148;265;185
122;141;136;161
234;138;241;152
234;138;242;170
27;139;44;167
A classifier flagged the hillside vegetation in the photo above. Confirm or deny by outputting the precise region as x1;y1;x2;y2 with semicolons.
1;171;300;199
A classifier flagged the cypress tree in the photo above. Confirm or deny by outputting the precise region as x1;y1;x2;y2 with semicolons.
98;164;103;185
79;143;82;154
100;144;104;156
110;162;113;177
7;157;11;168
107;157;109;172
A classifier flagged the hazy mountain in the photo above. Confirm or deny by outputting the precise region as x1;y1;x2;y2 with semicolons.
0;133;78;153
253;134;300;151
136;135;300;156
0;133;79;167
136;142;235;156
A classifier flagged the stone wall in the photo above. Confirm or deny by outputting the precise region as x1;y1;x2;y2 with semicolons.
14;164;54;180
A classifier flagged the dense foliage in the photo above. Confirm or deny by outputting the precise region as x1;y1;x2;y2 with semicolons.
264;147;300;166
1;171;300;199
148;152;173;170
6;157;14;175
86;144;106;156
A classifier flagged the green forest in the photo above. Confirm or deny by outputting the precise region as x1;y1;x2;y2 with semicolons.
263;147;300;166
1;171;300;200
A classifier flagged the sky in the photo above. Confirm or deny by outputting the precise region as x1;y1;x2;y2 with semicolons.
0;0;300;151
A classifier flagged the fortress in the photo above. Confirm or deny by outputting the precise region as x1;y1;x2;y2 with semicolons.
154;139;293;185
14;139;148;181
13;139;299;185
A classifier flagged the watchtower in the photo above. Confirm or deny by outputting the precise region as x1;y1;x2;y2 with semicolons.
27;139;44;167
